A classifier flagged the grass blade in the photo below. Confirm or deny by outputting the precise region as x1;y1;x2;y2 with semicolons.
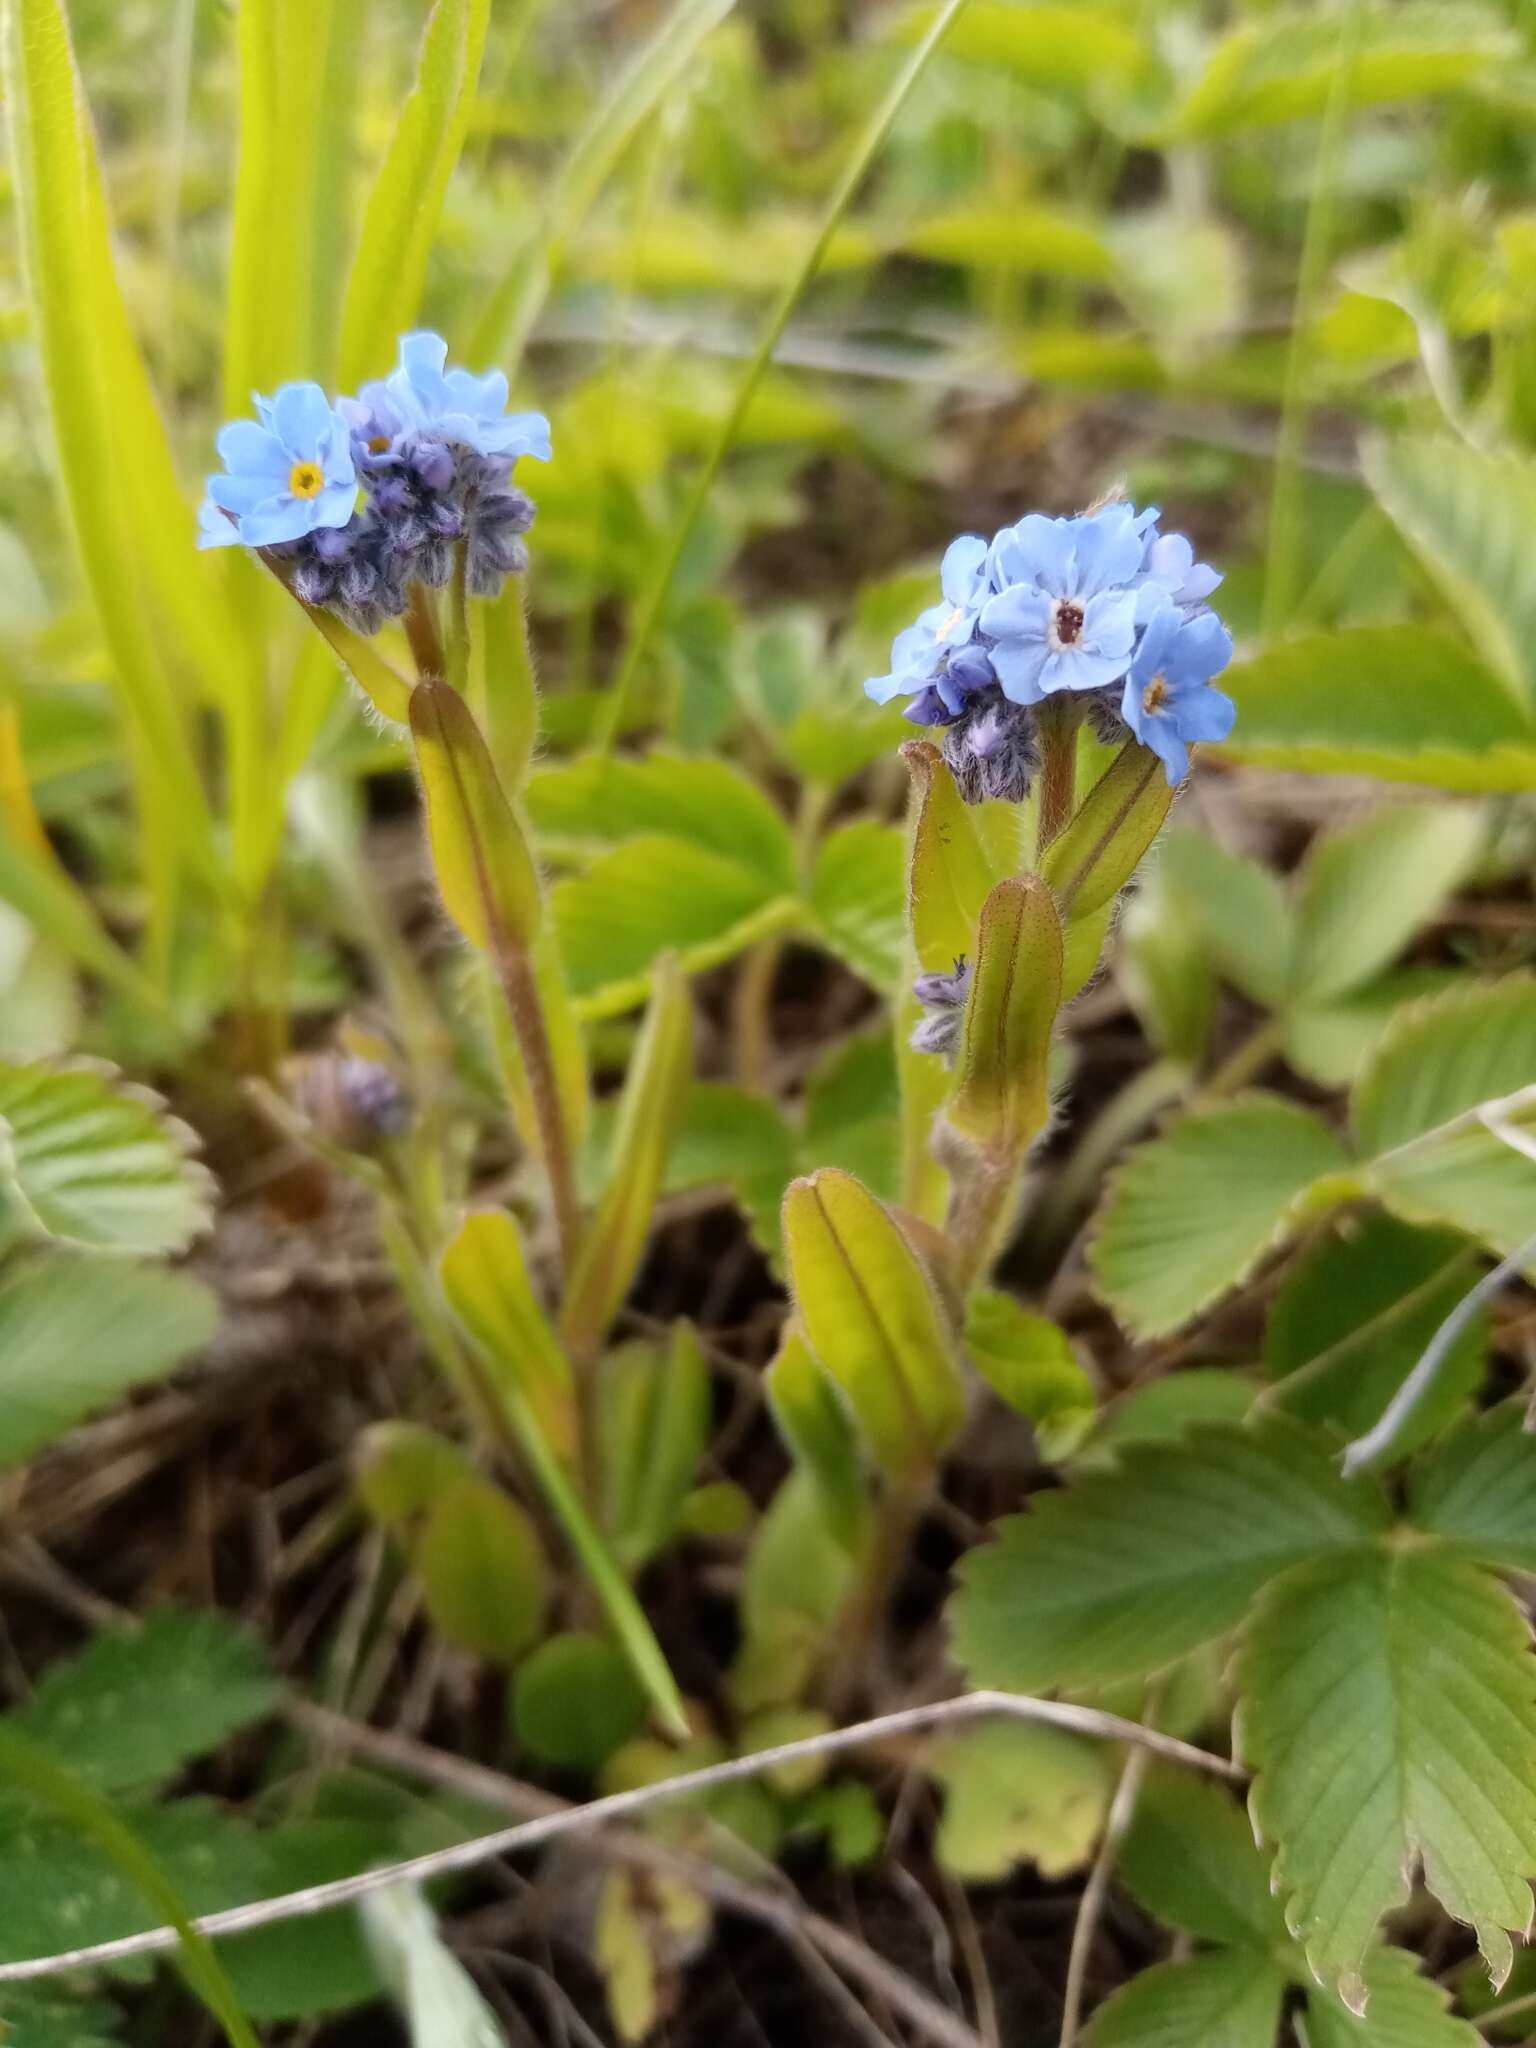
594;0;976;749
336;0;491;390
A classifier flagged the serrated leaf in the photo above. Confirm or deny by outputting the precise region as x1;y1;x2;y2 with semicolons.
561;956;692;1359
1120;1765;1288;1950
2;1609;277;1805
810;821;906;994
1264;1215;1484;1455
901;741;997;975
951;1418;1387;1694
1409;1404;1536;1573
1170;4;1515;139
1090;1096;1351;1338
1157;831;1292;1008
1355;977;1536;1255
783;1168;964;1477
411;681;541;956
526;753;795;894
949;876;1063;1154
933;1720;1111;1881
1241;1542;1536;2002
216;1817;390;2022
1220;628;1536;791
1081;1950;1289;2048
0;1061;213;1257
1289;805;1483;1003
964;1290;1094;1458
1301;1944;1487;2047
553;835;784;999
1283;969;1460;1090
0;1254;218;1470
440;1208;577;1464
1365;435;1536;714
335;0;490;389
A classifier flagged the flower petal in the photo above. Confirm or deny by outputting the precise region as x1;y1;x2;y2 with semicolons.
940;533;988;607
268;381;335;456
1080;587;1137;659
1070;506;1144;596
215;419;288;477
991;637;1051;704
980;584;1050;641
1175;684;1236;744
208;470;282;516
196;497;241;549
1172;609;1234;683
1039;644;1131;695
238;496;316;547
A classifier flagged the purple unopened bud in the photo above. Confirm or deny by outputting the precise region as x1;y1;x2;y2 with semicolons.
946;643;995;695
407;436;456;492
903;684;957;728
913;958;969;1007
943;687;1039;805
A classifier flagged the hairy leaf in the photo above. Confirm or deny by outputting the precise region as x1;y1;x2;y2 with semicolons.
951;1418;1386;1694
949;877;1064;1154
411;680;541;956
1090;1096;1351;1338
1241;1543;1536;2002
902;740;997;974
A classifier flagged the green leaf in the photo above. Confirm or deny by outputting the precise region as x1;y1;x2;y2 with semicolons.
1302;1944;1488;2048
1120;1766;1288;1950
1040;744;1172;922
1283;968;1460;1090
1119;869;1217;1068
414;1477;548;1665
1170;4;1516;139
903;205;1111;281
600;1324;710;1571
1409;1404;1536;1573
1365;435;1536;715
1090;1097;1351;1339
764;1326;868;1553
0;1255;218;1470
1095;1371;1258;1450
411;681;541;956
3;1608;276;1804
0;1728;259;2047
783;1168;964;1476
561;956;692;1359
932;1721;1111;1881
801;1026;900;1202
663;1080;796;1256
809;821;906;994
964;1290;1095;1459
440;1207;578;1465
1264;1215;1484;1455
355;1420;477;1533
949;877;1064;1155
950;1418;1386;1694
731;1469;855;1711
901;741;997;974
554;836;787;1001
1289;805;1484;1003
0;1985;124;2047
1080;1950;1289;2048
1241;1542;1536;2003
1355;977;1536;1255
898;1;1151;92
1157;831;1292;1008
512;1632;649;1772
216;1818;390;2022
0;1062;214;1258
527;753;795;894
335;0;491;390
1219;628;1536;792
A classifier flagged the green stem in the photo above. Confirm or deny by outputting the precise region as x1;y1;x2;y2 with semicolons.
822;1473;926;1717
593;0;977;752
1197;1016;1285;1101
445;532;472;695
1034;698;1079;861
496;941;583;1280
403;581;446;681
945;1142;1024;1296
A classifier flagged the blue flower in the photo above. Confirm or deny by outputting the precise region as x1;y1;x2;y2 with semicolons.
865;608;993;722
379;331;551;465
198;381;357;549
931;534;992;646
978;504;1144;702
1120;604;1235;785
1137;519;1222;619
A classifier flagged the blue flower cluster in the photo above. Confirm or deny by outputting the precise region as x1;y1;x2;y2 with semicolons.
198;332;551;632
865;501;1234;793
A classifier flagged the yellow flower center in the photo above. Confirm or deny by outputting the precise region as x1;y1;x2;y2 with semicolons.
367;435;391;455
1141;674;1169;715
288;460;324;500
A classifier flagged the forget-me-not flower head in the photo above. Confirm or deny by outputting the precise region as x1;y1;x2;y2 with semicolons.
865;607;994;723
932;534;992;647
1120;603;1235;785
199;382;357;550
383;331;552;465
978;504;1144;702
1137;519;1222;619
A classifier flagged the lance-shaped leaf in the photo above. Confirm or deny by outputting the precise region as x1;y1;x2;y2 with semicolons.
1041;741;1173;919
440;1209;578;1464
482;933;590;1164
765;1325;868;1552
291;594;412;727
561;957;692;1359
410;680;541;955
948;876;1063;1154
600;1323;710;1571
782;1168;964;1476
902;741;996;972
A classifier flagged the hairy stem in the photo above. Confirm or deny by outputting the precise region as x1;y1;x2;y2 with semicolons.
403;580;446;680
822;1473;927;1717
496;941;583;1279
1034;698;1079;860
